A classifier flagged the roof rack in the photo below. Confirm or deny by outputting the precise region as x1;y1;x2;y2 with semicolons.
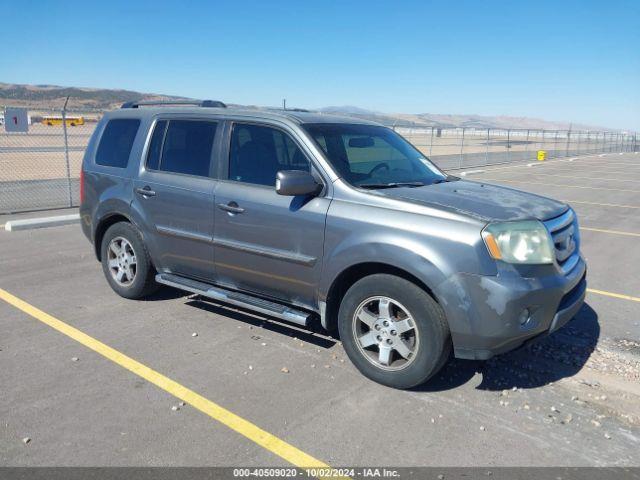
121;99;227;109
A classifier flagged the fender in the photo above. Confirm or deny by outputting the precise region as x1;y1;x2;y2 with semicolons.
319;239;451;305
91;197;137;260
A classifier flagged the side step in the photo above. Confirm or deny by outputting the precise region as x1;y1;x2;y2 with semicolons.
155;273;311;327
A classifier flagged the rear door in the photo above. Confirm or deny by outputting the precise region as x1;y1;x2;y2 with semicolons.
132;118;219;282
212;121;330;309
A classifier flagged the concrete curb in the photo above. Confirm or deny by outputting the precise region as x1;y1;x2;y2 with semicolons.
4;214;80;232
460;169;485;176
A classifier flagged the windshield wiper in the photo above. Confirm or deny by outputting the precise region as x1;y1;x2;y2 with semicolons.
432;175;460;184
358;181;426;189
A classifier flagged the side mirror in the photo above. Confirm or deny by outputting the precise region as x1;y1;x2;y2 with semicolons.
276;170;321;196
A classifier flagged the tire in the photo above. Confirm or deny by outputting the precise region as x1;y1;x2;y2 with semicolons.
338;274;450;389
100;221;158;299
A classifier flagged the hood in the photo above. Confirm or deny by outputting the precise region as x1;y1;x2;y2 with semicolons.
371;180;568;222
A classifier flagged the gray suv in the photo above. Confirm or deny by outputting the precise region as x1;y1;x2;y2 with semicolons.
80;100;586;389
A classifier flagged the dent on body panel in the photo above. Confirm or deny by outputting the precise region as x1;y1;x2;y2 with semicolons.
478;275;508;316
461;269;521;318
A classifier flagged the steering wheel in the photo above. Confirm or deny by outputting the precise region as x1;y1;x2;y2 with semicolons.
368;163;390;176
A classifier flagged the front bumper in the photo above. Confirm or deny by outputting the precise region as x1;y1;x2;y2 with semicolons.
435;256;587;360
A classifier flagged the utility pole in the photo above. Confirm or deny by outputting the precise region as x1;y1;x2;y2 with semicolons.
282;99;286;110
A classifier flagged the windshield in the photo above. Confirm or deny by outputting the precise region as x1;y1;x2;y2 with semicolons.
303;123;446;187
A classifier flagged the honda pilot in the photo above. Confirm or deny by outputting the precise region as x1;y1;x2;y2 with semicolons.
80;100;587;388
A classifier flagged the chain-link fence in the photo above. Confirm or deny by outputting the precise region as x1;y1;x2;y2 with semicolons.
0;108;637;214
392;126;638;171
0;109;97;213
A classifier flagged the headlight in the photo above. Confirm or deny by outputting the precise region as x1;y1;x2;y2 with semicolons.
482;220;554;264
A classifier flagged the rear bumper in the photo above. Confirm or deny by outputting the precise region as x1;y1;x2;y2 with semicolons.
435;256;587;360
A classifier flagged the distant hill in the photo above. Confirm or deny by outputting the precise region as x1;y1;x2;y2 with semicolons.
320;106;610;132
0;82;191;111
0;82;616;131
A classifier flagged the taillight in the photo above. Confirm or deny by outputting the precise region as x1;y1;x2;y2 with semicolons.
80;169;85;204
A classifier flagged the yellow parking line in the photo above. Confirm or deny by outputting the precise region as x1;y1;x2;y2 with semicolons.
480;178;639;193
581;227;640;237
587;289;640;303
0;287;331;472
562;200;640;209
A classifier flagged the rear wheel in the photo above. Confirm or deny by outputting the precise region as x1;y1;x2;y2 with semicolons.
100;222;158;299
338;274;450;389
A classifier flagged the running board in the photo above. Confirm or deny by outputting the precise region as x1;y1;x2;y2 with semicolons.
155;273;311;327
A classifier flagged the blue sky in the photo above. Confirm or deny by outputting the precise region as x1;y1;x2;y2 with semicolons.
2;0;639;130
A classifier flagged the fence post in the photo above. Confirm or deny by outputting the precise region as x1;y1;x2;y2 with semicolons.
429;126;434;158
459;127;465;169
61;97;73;208
485;128;490;166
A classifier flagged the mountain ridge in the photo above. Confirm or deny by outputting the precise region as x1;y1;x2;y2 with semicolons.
0;82;619;131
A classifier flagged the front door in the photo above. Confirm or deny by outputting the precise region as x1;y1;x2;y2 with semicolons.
213;122;330;308
132;118;219;282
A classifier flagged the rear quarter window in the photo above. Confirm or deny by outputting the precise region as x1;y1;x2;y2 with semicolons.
95;119;140;168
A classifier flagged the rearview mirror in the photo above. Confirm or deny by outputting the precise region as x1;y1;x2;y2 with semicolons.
348;136;374;148
276;170;321;196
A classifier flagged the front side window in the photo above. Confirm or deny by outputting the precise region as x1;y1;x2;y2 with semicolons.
303;123;446;187
229;123;310;186
146;120;217;177
96;119;140;168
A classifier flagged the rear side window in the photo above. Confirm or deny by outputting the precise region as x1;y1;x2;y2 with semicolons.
95;119;140;168
148;120;217;177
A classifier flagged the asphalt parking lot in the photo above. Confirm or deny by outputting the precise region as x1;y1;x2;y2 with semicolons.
1;152;639;468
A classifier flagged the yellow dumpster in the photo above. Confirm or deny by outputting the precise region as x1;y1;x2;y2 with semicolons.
537;150;547;161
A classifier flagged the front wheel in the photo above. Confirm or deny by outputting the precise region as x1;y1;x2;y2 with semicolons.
100;222;158;299
338;274;451;389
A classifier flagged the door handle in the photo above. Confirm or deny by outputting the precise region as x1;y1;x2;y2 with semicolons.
217;202;245;214
135;186;156;197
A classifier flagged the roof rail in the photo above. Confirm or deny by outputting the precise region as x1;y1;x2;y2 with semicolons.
121;99;227;109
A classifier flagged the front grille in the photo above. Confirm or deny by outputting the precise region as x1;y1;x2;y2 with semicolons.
544;209;580;275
